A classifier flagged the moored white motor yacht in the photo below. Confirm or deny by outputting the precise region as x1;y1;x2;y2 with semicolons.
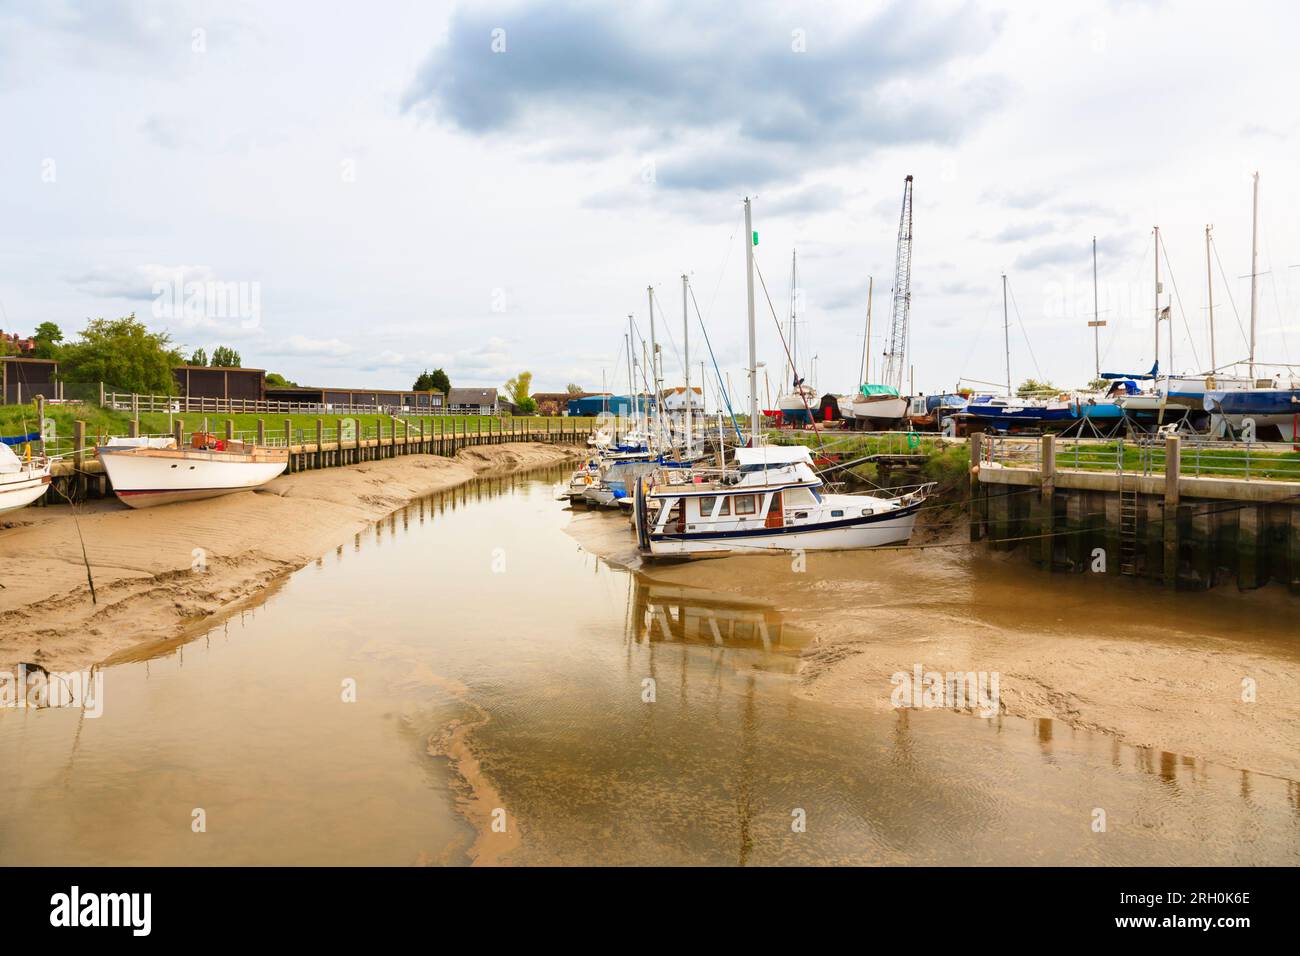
0;442;52;514
633;444;932;558
98;433;288;508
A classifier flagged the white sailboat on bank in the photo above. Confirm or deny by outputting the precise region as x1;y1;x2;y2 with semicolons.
0;442;51;514
633;196;934;559
98;433;287;508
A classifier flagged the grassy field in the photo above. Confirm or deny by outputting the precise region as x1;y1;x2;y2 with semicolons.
0;401;595;455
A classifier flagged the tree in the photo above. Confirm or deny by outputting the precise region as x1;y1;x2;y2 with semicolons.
1016;378;1057;398
504;371;534;408
565;382;584;396
266;372;297;387
210;346;241;368
32;322;63;359
189;347;208;366
59;314;184;394
430;368;451;394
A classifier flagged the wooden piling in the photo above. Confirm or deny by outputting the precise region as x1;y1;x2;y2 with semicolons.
1163;435;1181;587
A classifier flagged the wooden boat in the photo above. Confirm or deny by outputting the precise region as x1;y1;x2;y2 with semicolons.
0;441;51;514
98;434;287;508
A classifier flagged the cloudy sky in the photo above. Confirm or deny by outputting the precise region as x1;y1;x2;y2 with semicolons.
2;0;1298;402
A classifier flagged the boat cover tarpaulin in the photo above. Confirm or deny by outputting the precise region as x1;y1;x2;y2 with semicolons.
0;441;23;473
858;383;900;397
0;432;39;446
104;436;178;449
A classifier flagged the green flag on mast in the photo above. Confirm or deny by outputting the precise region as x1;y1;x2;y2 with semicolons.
752;231;758;246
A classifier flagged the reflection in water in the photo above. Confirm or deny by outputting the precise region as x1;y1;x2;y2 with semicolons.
0;465;1296;866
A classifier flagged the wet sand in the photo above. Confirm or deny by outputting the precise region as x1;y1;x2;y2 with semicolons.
565;506;1300;783
0;443;577;673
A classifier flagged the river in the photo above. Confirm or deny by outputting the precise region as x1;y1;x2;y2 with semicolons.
1;465;1296;865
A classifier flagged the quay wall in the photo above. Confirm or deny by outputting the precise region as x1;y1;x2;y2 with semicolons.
970;433;1300;593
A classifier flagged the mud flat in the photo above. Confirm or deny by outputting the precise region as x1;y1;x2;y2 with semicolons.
0;443;577;672
564;507;1300;783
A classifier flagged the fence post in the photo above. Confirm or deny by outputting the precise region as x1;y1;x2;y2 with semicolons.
98;382;105;406
257;419;265;445
420;419;427;452
174;419;185;448
129;419;139;438
284;419;292;448
1163;435;1181;587
225;419;234;441
132;392;139;419
316;419;324;468
74;420;86;471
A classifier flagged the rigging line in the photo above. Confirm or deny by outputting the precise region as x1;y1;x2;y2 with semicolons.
1262;222;1294;366
956;294;998;385
687;283;745;444
649;285;686;380
1004;279;1043;383
1158;233;1202;372
700;209;744;325
1210;238;1250;359
752;252;826;455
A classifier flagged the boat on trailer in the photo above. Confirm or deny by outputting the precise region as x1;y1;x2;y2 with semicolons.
0;441;52;514
98;434;287;508
633;444;932;558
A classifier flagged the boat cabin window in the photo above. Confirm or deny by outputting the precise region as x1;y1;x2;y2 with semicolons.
733;495;757;516
785;487;815;507
697;496;717;518
831;509;844;517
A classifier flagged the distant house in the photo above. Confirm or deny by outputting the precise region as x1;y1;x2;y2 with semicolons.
531;391;589;415
1;357;57;404
173;365;267;402
0;330;35;355
659;386;704;412
446;387;501;415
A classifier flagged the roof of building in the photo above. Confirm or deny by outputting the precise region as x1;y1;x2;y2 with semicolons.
447;387;499;404
174;364;267;372
265;384;445;396
0;356;57;365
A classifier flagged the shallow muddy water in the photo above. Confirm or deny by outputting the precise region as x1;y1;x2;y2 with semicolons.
1;467;1297;865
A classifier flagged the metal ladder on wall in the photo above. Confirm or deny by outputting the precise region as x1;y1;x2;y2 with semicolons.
1117;437;1146;576
1118;475;1139;575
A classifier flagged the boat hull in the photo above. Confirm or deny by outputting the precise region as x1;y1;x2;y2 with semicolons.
0;468;52;513
646;502;920;557
851;395;907;427
99;447;288;509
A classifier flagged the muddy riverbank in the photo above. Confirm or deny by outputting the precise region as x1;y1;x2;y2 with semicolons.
0;443;578;672
565;505;1300;782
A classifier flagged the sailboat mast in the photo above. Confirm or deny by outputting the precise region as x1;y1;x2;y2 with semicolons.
860;276;873;384
1002;272;1010;396
1092;237;1100;382
647;285;659;447
682;273;690;458
744;198;760;446
1205;224;1216;370
790;249;798;384
1249;171;1259;379
626;316;636;435
1153;226;1161;372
